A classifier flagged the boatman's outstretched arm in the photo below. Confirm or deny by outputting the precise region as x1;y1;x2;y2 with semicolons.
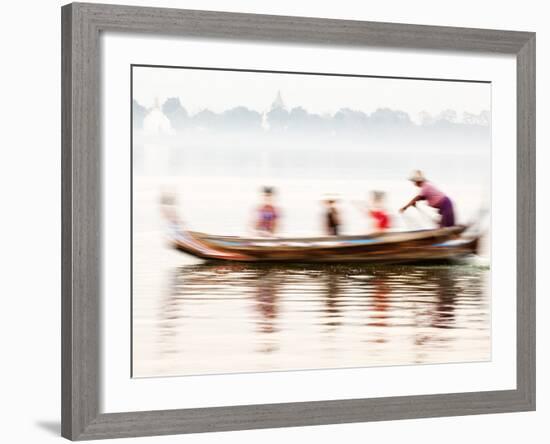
400;195;425;213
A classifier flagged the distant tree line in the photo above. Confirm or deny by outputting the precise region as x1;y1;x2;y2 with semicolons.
132;97;490;134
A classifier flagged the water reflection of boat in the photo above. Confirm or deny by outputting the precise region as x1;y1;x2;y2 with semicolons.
137;262;488;376
169;225;479;264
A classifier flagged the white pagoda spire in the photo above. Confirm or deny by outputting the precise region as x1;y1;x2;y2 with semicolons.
271;90;285;110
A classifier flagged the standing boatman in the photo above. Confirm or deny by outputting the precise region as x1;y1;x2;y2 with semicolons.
399;170;456;228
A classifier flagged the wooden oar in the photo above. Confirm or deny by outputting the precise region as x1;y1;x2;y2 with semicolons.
399;211;416;229
400;210;428;230
414;204;439;227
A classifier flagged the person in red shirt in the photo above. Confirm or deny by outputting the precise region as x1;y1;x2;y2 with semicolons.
355;191;391;231
368;190;391;231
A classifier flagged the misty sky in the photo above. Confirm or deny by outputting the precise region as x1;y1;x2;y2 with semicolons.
132;66;490;122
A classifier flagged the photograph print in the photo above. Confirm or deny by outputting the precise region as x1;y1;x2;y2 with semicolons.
131;65;491;378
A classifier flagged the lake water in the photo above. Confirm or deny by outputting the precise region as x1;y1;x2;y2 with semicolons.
132;168;491;377
133;260;490;377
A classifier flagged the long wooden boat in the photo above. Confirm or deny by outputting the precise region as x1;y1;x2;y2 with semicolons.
168;225;480;264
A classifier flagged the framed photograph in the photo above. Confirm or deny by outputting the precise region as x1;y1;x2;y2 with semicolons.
62;2;535;440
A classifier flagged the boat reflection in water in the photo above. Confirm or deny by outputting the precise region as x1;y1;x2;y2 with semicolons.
133;262;489;377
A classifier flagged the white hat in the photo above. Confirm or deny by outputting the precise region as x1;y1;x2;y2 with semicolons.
409;170;426;182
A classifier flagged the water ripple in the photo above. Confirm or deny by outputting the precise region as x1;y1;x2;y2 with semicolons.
133;262;490;377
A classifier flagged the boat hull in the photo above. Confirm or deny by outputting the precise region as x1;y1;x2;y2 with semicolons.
170;227;479;264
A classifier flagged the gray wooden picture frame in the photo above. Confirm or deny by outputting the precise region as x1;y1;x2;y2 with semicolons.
61;2;536;440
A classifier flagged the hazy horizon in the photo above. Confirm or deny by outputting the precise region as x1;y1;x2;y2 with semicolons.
133;65;490;120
